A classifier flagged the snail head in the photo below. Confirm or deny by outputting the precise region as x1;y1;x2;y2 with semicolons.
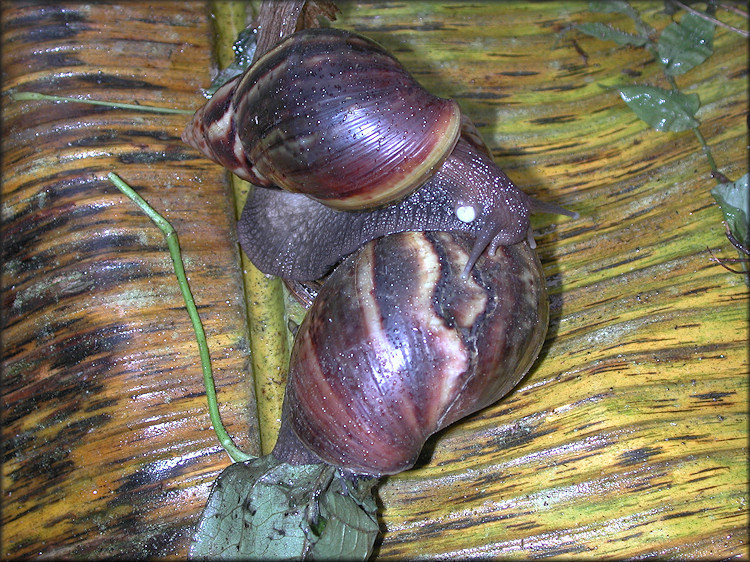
460;182;533;279
439;137;577;279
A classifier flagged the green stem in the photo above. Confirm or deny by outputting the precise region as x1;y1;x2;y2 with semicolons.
654;50;719;180
625;1;657;39
107;172;253;463
691;126;720;177
11;91;194;115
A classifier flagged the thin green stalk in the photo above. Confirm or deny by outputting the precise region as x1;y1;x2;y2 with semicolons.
626;2;656;39
691;126;720;177
648;49;718;176
211;0;291;455
12;91;194;115
108;172;253;462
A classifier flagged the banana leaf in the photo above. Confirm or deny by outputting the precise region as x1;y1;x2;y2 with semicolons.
1;1;747;559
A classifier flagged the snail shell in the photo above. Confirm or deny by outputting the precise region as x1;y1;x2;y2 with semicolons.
277;231;549;476
183;27;461;210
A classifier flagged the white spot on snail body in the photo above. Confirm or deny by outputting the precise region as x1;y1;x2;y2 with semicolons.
455;205;476;223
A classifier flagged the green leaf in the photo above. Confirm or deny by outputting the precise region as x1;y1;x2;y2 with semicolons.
189;456;379;560
618;86;700;132
588;0;638;19
711;174;749;247
206;26;258;97
657;12;715;75
189;456;313;560
576;22;647;46
587;0;655;40
310;476;380;560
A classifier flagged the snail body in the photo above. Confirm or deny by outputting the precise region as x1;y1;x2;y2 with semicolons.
239;134;533;280
273;231;549;475
184;27;576;280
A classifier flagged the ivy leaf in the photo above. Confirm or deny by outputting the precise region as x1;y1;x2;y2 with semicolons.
576;22;647;46
189;456;379;560
711;174;749;248
657;12;715;76
618;85;700;132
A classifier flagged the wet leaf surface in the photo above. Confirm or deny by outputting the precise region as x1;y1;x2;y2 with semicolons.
657;12;715;76
2;1;747;559
618;86;700;132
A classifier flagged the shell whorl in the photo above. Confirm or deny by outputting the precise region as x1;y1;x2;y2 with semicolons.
284;231;548;475
183;27;462;210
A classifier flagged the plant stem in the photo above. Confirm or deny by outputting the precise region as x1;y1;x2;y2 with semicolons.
211;0;291;455
11;91;195;114
691;127;720;177
107;172;253;463
630;1;722;181
719;2;749;19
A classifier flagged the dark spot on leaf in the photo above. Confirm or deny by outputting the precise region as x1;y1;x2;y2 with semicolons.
616;446;662;467
661;509;705;520
690;391;734;401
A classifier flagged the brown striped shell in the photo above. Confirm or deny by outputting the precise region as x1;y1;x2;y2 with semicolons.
183;27;461;210
278;231;549;476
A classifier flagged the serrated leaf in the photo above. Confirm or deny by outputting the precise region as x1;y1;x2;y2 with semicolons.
711;174;749;247
576;22;647;46
618;85;700;132
189;456;379;561
657;12;715;76
190;456;317;560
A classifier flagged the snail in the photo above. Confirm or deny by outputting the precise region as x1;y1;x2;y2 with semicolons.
191;229;548;556
237;128;572;280
189;5;559;556
183;27;576;281
271;230;549;476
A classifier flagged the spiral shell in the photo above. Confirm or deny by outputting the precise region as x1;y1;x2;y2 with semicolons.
183;27;462;210
283;231;549;475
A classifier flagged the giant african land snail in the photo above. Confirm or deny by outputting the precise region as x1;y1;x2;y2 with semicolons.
272;231;548;475
183;27;576;281
188;9;562;555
